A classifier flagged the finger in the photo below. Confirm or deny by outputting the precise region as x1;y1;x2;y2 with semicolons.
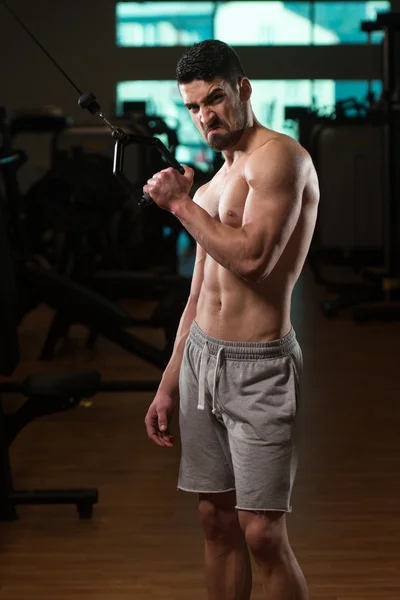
143;182;156;195
157;411;169;433
156;436;173;448
182;164;194;177
151;434;166;447
147;427;166;447
156;410;173;447
156;430;173;447
145;415;165;447
159;432;174;447
145;419;163;444
145;407;174;447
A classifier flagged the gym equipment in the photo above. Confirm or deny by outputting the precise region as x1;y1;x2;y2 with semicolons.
0;110;186;369
0;2;195;359
0;372;100;521
1;119;179;521
2;2;185;209
0;170;19;376
26;149;126;236
17;117;185;279
305;117;386;316
23;145;128;278
287;12;400;321
3;1;197;297
356;12;400;321
0;143;99;519
0;3;192;522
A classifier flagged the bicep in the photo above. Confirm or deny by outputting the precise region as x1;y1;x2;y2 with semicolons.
241;141;306;276
243;176;302;250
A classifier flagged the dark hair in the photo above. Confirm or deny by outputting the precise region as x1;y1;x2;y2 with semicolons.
176;39;246;87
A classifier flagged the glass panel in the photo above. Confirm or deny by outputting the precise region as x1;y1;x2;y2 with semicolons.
117;79;382;165
116;2;389;47
305;2;388;44
214;2;337;45
116;2;215;47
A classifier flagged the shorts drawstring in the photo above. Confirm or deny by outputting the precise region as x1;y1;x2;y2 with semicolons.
212;347;223;415
197;342;209;411
197;342;224;416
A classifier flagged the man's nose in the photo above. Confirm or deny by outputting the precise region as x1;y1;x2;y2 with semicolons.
200;107;216;128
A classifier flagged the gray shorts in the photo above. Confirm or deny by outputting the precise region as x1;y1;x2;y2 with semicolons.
177;320;303;512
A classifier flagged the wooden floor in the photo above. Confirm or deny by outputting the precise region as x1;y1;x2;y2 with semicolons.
0;266;399;599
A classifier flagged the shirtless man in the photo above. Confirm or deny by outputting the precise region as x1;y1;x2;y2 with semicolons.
144;40;319;600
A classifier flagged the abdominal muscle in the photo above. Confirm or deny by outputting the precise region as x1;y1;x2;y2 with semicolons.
195;256;293;343
191;132;318;342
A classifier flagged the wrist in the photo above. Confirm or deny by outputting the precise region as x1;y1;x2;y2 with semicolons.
171;194;191;217
158;375;179;401
157;386;179;403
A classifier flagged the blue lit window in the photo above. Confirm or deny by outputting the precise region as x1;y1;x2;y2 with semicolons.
116;79;382;169
116;2;215;47
116;2;389;47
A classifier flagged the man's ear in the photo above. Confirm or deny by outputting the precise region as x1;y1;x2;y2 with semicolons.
239;77;252;102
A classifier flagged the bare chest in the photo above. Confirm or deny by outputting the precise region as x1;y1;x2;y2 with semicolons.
202;170;249;228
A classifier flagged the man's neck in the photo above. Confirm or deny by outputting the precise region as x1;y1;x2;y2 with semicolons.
222;119;263;167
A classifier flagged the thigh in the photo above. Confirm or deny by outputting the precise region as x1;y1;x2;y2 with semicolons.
220;354;299;511
178;340;235;493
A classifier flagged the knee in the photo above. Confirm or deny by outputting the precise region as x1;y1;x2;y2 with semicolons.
239;512;285;561
198;498;239;543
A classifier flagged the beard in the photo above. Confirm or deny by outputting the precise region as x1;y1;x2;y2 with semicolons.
204;103;246;151
207;128;244;151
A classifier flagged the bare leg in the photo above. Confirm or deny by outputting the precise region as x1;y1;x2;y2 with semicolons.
198;491;252;600
238;510;308;600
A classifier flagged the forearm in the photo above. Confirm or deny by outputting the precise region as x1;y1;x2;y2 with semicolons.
157;297;197;401
172;197;253;278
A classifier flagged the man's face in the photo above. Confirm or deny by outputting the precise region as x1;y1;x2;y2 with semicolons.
179;77;247;151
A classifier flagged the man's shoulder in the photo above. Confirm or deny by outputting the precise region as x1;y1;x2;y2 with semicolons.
250;131;310;166
245;132;313;185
